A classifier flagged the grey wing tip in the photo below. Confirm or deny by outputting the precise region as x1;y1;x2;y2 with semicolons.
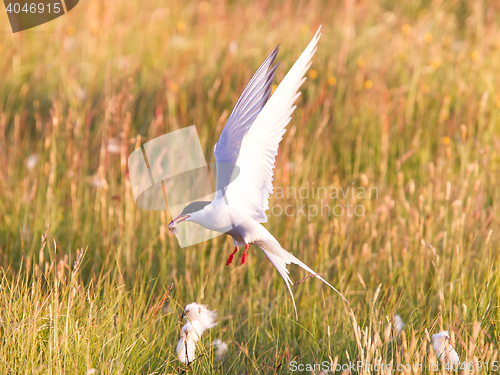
269;61;280;73
266;45;280;66
265;63;279;85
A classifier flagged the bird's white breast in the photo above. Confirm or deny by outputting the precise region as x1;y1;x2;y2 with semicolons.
194;199;271;244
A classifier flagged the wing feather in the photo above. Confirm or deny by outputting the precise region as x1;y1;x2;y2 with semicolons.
224;27;321;221
214;47;279;198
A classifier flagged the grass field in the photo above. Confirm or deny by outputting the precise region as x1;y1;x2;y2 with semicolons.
1;0;499;373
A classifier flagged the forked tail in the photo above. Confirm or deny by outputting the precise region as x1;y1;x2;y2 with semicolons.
258;238;348;317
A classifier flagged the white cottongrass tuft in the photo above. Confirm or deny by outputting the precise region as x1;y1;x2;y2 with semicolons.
432;330;460;365
106;138;120;154
394;315;405;334
176;303;217;364
176;320;206;364
211;338;228;362
184;303;217;330
26;154;39;170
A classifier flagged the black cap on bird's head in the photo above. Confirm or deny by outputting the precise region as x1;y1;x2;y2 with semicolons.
168;201;211;228
180;201;211;216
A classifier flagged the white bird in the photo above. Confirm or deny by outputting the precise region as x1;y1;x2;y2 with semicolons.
168;26;347;316
176;303;218;364
431;330;460;365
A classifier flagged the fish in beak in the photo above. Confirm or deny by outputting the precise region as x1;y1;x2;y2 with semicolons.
168;214;190;246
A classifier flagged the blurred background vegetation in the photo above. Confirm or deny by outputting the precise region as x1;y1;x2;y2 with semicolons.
0;0;499;373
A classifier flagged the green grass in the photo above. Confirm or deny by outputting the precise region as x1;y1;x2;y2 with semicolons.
0;0;499;373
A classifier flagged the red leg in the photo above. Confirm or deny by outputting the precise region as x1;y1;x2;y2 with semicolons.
241;244;249;265
226;247;238;266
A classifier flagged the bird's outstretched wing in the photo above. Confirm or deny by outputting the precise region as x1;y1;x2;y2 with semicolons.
224;27;321;222
214;47;279;199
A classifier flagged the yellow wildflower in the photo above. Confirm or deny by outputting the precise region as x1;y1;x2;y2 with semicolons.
177;21;186;33
199;1;210;13
431;57;441;69
67;26;76;36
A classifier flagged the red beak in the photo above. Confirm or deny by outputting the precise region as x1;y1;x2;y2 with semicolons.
168;214;190;228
